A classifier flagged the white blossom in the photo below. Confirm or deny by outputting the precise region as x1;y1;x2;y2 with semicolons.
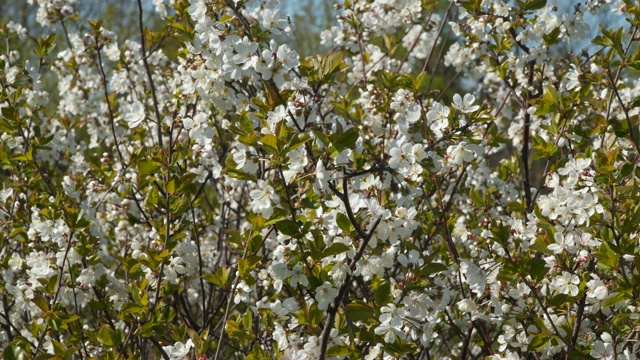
315;282;338;311
124;101;146;128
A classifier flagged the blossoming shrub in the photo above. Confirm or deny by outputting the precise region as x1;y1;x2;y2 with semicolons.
1;0;640;359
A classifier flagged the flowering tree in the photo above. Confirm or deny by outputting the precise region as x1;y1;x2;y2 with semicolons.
1;0;640;359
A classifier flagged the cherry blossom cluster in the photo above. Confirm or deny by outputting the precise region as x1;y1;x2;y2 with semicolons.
1;0;640;359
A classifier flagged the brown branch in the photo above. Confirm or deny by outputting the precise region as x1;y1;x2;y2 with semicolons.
94;33;124;162
319;172;382;360
571;259;596;348
353;14;368;87
522;63;534;212
606;70;640;154
526;282;580;353
422;1;454;73
604;26;638;126
149;335;170;360
137;0;164;150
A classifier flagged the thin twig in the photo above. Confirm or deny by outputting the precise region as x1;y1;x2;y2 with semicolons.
137;0;164;149
422;1;454;73
94;35;124;162
319;172;382;360
149;335;170;360
213;239;251;360
607;70;640;154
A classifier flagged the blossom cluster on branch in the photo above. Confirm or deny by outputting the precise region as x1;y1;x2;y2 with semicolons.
1;0;640;359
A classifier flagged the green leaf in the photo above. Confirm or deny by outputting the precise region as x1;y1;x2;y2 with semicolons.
321;51;348;77
248;233;263;254
246;213;265;229
46;275;58;295
594;242;617;269
203;267;231;289
331;127;359;153
322;243;351;258
170;195;191;216
246;345;269;360
119;302;147;317
523;257;549;283
603;290;630;308
544;85;560;105
326;345;350;357
139;321;157;338
138;159;162;176
524;0;547;10
225;320;253;341
262;80;283;109
32;297;49;312
592;35;613;48
1;106;18;122
3;344;18;360
238;132;258;146
375;281;391;307
287;133;312;152
383;341;418;357
335;212;352;233
259;134;279;151
528;334;551;351
97;325;115;346
413;71;429;93
12;147;33;162
496;260;519;282
543;27;561;46
533;316;552;336
623;204;640;234
345;302;374;322
39;34;57;56
166;178;177;195
227;168;257;181
419;262;448;276
276;219;299;237
547;294;570;307
88;300;108;311
627;61;640;72
242;310;253;334
239;256;261;277
469;189;484;207
72;217;92;231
